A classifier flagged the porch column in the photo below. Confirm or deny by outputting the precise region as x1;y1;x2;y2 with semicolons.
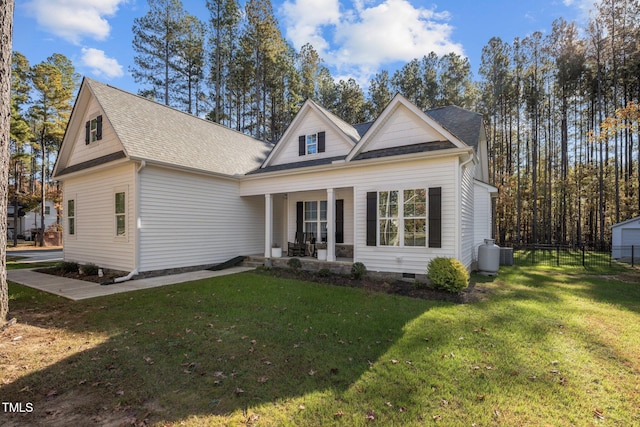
265;194;273;257
327;188;336;261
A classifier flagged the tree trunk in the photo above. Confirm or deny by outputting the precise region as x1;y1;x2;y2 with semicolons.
1;0;15;325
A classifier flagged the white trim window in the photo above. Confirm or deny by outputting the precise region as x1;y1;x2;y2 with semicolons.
67;199;75;236
403;189;427;246
378;189;427;247
306;134;317;155
378;191;399;246
115;191;126;237
304;200;327;241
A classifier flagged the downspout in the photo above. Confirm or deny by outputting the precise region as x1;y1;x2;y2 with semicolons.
104;161;145;285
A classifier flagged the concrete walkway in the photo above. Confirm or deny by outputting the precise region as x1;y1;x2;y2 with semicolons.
7;267;255;301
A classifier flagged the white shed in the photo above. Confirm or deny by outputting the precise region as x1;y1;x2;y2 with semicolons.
611;216;640;259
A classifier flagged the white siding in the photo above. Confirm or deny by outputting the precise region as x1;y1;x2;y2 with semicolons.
473;180;493;259
270;109;354;166
611;217;640;258
63;164;136;271
241;157;460;275
138;166;263;272
460;163;475;269
361;105;444;153
67;97;124;167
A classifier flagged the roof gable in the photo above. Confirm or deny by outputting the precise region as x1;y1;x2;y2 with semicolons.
55;78;272;178
261;99;359;168
346;94;468;161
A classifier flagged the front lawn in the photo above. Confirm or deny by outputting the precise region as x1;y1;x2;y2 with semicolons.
1;266;639;426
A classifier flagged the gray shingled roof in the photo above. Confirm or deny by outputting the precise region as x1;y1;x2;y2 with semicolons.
350;106;482;149
310;100;361;143
353;141;456;161
425;105;483;149
57;151;126;176
248;155;345;175
86;79;272;176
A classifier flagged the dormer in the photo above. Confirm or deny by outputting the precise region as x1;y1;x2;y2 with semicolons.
261;99;359;168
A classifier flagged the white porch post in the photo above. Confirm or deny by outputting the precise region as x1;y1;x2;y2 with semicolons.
327;188;336;261
265;194;273;257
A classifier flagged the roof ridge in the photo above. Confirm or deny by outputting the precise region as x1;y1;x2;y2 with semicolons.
86;78;269;144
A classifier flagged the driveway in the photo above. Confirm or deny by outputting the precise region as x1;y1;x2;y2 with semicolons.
7;249;63;263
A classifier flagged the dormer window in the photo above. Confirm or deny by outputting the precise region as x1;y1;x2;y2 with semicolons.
306;134;317;154
298;131;325;156
85;115;103;144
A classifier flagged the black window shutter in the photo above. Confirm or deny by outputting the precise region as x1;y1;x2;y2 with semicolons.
298;136;305;156
296;201;304;233
85;121;90;144
318;131;325;153
336;199;344;244
428;187;442;248
366;192;377;246
96;115;103;140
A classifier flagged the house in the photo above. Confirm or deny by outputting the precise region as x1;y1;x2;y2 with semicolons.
53;78;497;278
7;200;58;240
611;216;640;259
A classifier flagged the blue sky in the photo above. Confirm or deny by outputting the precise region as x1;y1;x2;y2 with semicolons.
13;0;593;94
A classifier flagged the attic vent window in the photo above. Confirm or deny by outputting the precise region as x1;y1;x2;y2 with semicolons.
85;115;103;144
298;131;325;156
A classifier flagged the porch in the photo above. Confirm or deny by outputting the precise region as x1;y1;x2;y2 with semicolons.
262;187;354;263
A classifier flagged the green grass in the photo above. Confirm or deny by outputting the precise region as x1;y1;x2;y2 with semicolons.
6;255;59;270
3;265;640;426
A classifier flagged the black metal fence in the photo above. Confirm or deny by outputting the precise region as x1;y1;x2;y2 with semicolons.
512;245;639;268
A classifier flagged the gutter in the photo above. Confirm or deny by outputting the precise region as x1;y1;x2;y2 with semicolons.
242;147;474;182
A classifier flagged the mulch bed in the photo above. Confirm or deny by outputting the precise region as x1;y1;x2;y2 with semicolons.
255;267;488;304
35;267;121;284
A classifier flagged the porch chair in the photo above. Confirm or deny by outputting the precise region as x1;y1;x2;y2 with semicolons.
288;231;306;257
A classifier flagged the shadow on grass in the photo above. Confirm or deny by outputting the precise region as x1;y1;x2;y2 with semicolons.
2;273;443;425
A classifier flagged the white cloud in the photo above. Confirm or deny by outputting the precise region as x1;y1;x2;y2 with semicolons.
81;48;124;79
282;0;464;84
282;0;341;53
25;0;126;44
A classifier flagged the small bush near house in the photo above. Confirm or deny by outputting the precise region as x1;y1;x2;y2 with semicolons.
317;268;331;277
82;263;100;276
287;257;302;271
58;261;79;274
351;262;367;280
427;257;469;293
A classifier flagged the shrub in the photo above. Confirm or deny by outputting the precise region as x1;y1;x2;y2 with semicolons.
427;257;469;293
58;261;79;274
82;263;100;276
317;268;331;277
351;262;367;280
287;257;302;271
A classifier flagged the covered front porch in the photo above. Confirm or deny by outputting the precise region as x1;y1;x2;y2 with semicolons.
262;187;354;263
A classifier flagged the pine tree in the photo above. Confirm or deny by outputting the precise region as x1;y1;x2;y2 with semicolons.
29;58;74;245
175;14;205;114
207;0;240;124
368;70;392;117
131;0;186;106
1;0;15;325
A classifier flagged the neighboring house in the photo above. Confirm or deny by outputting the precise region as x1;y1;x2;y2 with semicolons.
53;78;497;277
7;201;58;240
611;216;640;259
